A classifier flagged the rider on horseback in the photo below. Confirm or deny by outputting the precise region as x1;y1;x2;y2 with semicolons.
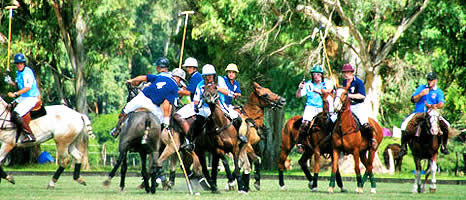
5;53;40;143
399;72;450;156
222;63;242;109
174;64;244;151
110;60;186;142
179;57;203;101
295;64;334;152
340;63;376;148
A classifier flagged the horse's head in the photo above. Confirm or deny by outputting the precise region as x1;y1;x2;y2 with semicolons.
333;87;349;113
320;89;334;113
425;105;441;136
252;82;286;110
203;83;220;105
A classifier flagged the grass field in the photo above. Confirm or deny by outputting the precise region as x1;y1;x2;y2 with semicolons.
0;175;464;200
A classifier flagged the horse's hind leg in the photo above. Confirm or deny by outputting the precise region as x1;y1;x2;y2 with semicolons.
48;143;71;189
0;143;15;184
140;152;150;193
169;155;178;187
210;154;220;192
336;168;347;192
251;144;262;191
120;155;128;191
69;145;86;186
103;151;127;188
352;149;364;193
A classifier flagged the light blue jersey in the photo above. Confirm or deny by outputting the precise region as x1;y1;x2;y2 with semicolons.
16;66;40;97
300;78;332;108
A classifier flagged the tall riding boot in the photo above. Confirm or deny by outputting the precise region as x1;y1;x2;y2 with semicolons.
399;131;408;157
12;112;35;143
110;113;128;138
233;117;248;144
296;121;309;153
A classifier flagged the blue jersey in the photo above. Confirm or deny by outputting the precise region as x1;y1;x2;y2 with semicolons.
342;76;365;105
16;66;40;97
142;74;178;106
187;71;203;100
222;76;241;105
412;85;445;113
300;78;331;107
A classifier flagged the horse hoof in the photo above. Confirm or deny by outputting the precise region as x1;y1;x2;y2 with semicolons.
103;179;111;187
307;181;313;190
328;187;334;194
356;187;364;193
238;190;248;195
280;185;287;191
254;182;260;191
370;188;376;194
75;178;87;186
311;187;318;192
120;187;125;192
211;189;220;194
6;175;15;184
47;180;56;189
340;188;348;193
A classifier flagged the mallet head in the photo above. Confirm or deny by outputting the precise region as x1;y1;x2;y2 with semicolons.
179;11;195;16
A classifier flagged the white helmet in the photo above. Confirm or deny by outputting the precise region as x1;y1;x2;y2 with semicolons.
171;68;186;81
182;57;198;68
202;64;216;76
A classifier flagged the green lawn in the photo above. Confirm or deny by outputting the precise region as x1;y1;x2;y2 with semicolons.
0;175;464;200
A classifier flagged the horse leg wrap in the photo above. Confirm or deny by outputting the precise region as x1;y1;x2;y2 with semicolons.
242;173;250;192
312;173;318;188
73;164;82;180
0;167;7;179
369;173;376;188
169;171;176;185
362;171;369;185
329;173;336;187
53;166;66;180
278;170;285;187
356;174;363;188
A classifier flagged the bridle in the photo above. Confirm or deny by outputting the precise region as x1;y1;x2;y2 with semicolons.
0;104;15;130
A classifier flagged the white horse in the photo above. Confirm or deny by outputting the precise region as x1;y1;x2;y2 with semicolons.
0;96;92;189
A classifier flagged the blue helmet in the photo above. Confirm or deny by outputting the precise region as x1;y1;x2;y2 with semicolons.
154;57;169;68
14;53;26;64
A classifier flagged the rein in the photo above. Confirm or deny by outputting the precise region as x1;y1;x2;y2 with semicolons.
0;105;15;130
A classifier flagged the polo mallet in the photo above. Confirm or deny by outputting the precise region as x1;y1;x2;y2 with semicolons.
178;11;195;69
166;129;194;195
302;26;323;83
319;27;338;88
5;6;18;72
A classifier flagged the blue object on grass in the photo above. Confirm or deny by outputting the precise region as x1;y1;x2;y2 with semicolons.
38;151;54;164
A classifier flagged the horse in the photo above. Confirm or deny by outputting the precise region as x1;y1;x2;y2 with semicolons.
194;83;245;193
222;81;286;192
383;144;404;173
0;96;92;189
277;91;346;192
328;85;383;194
406;106;443;193
103;110;162;193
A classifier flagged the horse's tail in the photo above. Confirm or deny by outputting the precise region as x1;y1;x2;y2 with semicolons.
78;115;92;170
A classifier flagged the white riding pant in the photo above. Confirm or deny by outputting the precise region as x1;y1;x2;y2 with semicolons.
123;92;162;122
350;103;368;125
176;102;239;120
14;96;39;117
302;106;322;122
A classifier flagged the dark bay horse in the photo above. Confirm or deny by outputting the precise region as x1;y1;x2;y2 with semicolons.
103;111;162;193
328;86;383;194
278;91;345;192
407;106;442;193
195;83;244;193
383;144;404;173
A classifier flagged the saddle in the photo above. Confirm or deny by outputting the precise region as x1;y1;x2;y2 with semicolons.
30;99;47;120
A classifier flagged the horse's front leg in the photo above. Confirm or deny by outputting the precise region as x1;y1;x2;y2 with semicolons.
103;150;126;189
328;148;340;194
429;154;438;193
197;150;214;192
0;143;15;184
210;154;221;193
353;148;363;193
298;150;313;190
221;154;236;191
413;158;422;193
362;149;377;194
251;143;262;191
119;155;128;191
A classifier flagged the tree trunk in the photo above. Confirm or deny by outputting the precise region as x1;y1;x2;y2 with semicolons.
262;108;285;170
364;70;383;120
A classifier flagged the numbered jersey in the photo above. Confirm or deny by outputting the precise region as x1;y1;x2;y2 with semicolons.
142;74;178;106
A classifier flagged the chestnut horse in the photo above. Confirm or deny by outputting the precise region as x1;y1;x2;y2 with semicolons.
278;91;345;192
328;85;383;194
407;107;443;193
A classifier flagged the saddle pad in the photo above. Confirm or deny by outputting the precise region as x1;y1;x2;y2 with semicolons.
30;105;47;120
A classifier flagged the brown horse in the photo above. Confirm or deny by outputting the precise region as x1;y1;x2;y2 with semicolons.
278;91;345;192
383;144;404;173
229;81;286;192
194;83;245;193
407;106;442;193
328;85;383;194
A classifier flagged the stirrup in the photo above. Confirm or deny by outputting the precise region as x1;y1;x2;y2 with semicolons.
21;135;36;143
